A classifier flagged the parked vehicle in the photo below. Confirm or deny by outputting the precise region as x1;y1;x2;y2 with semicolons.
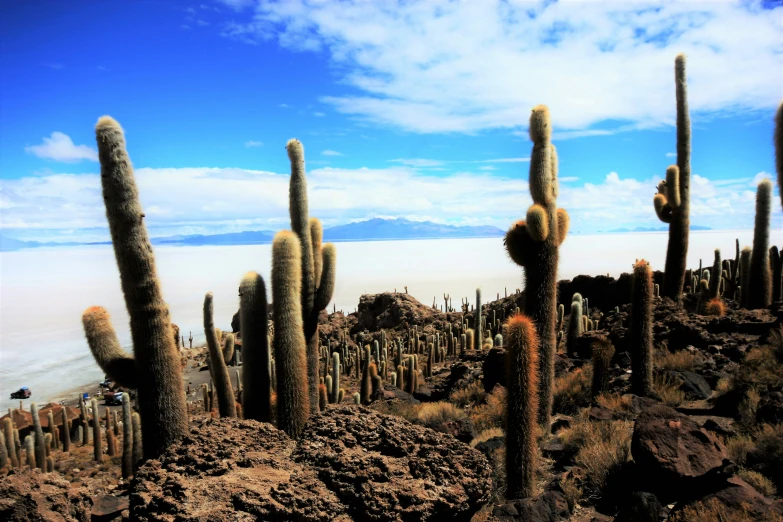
10;386;31;400
103;391;124;406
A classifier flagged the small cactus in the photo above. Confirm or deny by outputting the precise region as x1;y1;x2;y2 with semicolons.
630;260;653;397
30;403;46;472
131;412;142;471
24;435;35;469
204;293;237;418
91;399;102;463
121;394;133;479
566;300;583;354
748;179;773;309
591;338;616;399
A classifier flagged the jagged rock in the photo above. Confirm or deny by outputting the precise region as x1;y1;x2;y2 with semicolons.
355;292;447;331
490;491;571;521
631;405;729;498
0;467;92;522
295;405;492;521
91;494;129;521
668;370;712;400
672;476;783;519
615;491;663;522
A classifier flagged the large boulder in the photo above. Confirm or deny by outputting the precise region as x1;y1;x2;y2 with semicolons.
0;468;92;522
355;292;445;331
631;405;729;498
673;476;783;520
131;406;492;521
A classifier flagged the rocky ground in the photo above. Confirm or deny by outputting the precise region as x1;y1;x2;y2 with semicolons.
2;274;782;521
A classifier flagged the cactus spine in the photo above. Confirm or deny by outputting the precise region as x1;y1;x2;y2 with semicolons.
85;116;187;458
204;293;237;418
272;231;310;437
653;55;691;300
239;271;271;422
748;179;773;309
504;105;568;429
505;314;539;499
286;139;337;415
630;260;653;397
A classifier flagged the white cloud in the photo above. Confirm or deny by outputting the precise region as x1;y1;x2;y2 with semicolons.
313;111;325;117
559;177;579;182
225;1;783;134
279;103;289;108
479;165;497;171
390;158;445;168
3;165;780;241
481;157;530;164
665;152;677;157
322;149;343;156
24;132;98;163
244;140;263;148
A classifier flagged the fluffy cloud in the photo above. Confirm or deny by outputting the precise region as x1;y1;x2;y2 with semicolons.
24;132;98;162
2;164;779;241
321;149;343;156
222;0;782;134
244;140;264;147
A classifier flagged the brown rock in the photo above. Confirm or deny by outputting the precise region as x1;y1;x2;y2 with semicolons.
0;467;92;522
631;405;728;496
674;476;783;519
91;494;129;521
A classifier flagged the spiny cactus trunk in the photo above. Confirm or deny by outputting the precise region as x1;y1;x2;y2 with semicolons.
239;272;271;422
121;394;133;479
748;180;772;309
475;289;482;351
30;403;46;472
93;116;187;459
3;419;18;468
631;261;653;397
61;408;70;453
505;314;539;500
91;399;102;463
203;293;237;418
272;231;310;438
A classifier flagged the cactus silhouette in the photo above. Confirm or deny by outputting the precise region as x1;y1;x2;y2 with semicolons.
652;55;691;300
475;288;482;351
272;230;309;437
286;139;337;415
204;293;237;418
748;179;773;309
239;271;271;422
82;116;187;459
504;105;569;429
630;260;653;396
505;313;539;499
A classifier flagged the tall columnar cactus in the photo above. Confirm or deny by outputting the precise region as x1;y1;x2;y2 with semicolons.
239;271;271;422
272;231;309;438
330;352;341;404
131;412;142;471
504;105;569;428
286;139;337;415
708;249;722;300
748;179;773;309
361;345;372;405
121;394;133;478
83;116;187;459
771;246;782;303
61;408;70;453
475;288;482;351
204;293;237;418
775;102;782;212
505;313;539;500
652;54;691;300
739;247;752;307
0;431;7;470
30;403;46;472
630;260;653;397
566;299;583;354
3;418;18;468
91;399;102;463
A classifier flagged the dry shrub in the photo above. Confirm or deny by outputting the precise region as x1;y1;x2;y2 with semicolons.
552;365;592;415
560;474;583;512
732;330;783;392
754;424;783;490
652;372;685;407
369;399;419;423
595;393;633;412
416;402;467;432
470;427;504;448
559;418;633;495
450;381;487;408
471;386;507;433
670;498;783;522
738;388;761;429
655;349;699;372
737;468;776;497
725;434;755;467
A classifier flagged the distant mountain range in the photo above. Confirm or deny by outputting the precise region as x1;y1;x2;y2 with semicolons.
0;218;505;251
601;225;712;233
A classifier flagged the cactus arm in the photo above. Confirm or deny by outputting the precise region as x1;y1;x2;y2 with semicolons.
82;306;138;389
314;243;336;313
504;220;534;267
556;208;569;245
653;194;672;223
310;218;323;286
666;165;681;208
525;204;550;242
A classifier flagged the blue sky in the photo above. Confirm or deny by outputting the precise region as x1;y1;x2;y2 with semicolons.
1;0;781;242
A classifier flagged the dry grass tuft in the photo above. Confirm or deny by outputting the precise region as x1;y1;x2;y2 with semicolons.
595;393;633;412
470;386;507;433
652;372;685;407
470;427;504;448
552;365;592;415
738;468;776;497
450;381;487;408
655;349;700;371
415;402;467;431
560;474;583;512
725;434;755;467
669;498;783;522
